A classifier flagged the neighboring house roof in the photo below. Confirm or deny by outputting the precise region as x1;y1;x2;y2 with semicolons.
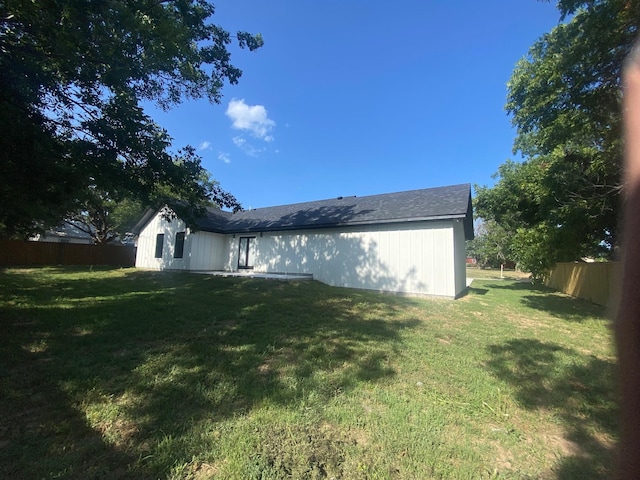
31;221;94;243
134;184;474;239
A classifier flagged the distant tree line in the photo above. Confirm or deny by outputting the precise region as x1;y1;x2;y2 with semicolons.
475;0;638;279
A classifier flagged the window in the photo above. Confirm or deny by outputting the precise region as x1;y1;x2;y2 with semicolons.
155;234;164;258
174;232;185;259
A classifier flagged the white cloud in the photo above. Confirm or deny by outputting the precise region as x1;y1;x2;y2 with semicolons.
226;98;275;141
232;136;265;157
244;144;266;157
198;141;212;151
218;152;231;164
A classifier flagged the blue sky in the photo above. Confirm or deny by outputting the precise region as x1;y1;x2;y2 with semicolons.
148;0;562;210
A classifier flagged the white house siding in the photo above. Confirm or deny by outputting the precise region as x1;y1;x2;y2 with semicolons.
135;212;190;270
223;221;461;297
188;231;227;271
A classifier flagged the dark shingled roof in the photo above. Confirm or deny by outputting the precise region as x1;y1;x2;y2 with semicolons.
197;183;473;239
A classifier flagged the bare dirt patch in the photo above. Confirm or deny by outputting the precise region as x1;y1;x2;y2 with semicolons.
252;422;358;479
191;461;220;479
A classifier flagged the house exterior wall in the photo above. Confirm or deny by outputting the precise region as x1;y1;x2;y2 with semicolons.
136;212;228;271
223;220;463;297
136;212;469;297
188;231;227;271
135;212;190;270
33;234;94;245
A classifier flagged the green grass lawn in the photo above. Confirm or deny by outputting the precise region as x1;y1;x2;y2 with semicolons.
466;267;532;281
0;267;617;479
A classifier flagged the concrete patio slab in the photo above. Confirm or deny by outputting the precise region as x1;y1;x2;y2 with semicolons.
196;271;313;281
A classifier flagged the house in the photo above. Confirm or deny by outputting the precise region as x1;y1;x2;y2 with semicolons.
133;183;474;298
30;222;94;244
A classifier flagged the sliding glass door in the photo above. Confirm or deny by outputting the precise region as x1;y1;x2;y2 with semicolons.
237;237;255;269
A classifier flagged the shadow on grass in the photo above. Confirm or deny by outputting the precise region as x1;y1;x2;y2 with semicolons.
0;334;139;479
486;338;618;479
483;281;607;322
0;268;420;478
458;286;489;298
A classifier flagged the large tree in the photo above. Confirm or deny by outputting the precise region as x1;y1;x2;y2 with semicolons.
0;0;261;238
66;147;242;244
475;0;639;279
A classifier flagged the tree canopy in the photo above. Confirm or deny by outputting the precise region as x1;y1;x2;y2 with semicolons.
0;0;261;238
475;0;639;278
66;147;242;244
466;219;515;269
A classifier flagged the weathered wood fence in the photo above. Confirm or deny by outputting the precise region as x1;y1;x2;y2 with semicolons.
545;261;620;307
0;240;136;267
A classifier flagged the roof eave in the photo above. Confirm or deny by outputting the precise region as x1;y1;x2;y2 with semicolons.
197;226;229;234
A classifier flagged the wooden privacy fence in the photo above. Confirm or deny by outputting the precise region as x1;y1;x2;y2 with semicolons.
545;261;620;307
0;240;136;267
